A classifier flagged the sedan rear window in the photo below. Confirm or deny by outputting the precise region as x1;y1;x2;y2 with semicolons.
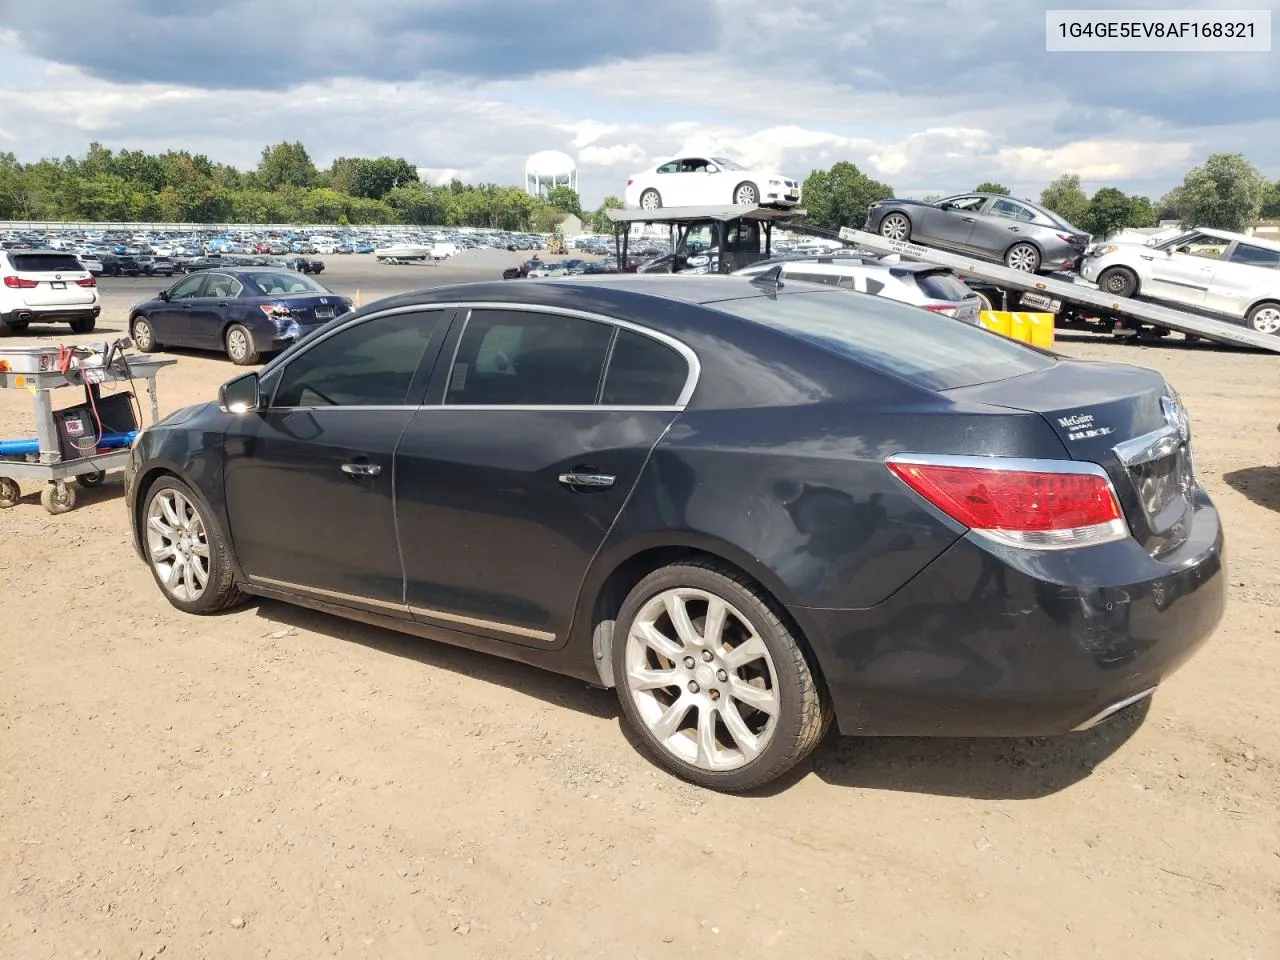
7;253;85;272
711;290;1054;391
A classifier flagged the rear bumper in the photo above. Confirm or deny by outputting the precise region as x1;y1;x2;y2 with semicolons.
802;491;1225;737
2;305;100;324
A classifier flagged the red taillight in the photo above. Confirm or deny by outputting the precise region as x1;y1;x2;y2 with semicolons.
887;457;1127;549
260;304;288;316
76;276;96;287
921;304;958;316
1057;232;1084;244
4;276;37;288
626;178;634;186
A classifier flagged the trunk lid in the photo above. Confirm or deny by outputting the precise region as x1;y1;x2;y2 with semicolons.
257;295;350;327
944;359;1195;557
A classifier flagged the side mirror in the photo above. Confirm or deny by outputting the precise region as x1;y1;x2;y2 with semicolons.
937;201;953;210
705;164;719;174
158;289;170;300
219;372;262;413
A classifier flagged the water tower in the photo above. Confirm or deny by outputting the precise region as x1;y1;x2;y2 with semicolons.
525;150;578;198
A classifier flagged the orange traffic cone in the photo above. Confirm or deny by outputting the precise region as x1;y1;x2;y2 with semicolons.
354;288;362;309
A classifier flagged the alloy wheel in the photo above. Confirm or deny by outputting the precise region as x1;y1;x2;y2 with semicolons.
226;327;249;362
624;587;780;772
146;487;210;603
641;190;661;211
1251;306;1280;334
1007;244;1040;272
734;183;758;205
880;214;909;241
132;318;152;350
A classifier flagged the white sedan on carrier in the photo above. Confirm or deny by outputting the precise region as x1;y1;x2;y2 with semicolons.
624;157;801;211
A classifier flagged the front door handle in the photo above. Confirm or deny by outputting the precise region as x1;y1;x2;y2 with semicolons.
1008;226;1020;231
961;217;976;223
558;472;615;490
341;462;382;477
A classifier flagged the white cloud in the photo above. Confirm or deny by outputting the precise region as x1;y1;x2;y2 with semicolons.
577;144;645;167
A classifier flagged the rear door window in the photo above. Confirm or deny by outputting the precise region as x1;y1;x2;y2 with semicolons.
1226;243;1280;269
601;329;688;406
446;309;614;406
8;253;85;272
712;290;1054;391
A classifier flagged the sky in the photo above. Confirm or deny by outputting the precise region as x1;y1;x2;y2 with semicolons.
0;0;1276;208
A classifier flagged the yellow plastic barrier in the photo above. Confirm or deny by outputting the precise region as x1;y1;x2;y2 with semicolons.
978;311;1054;347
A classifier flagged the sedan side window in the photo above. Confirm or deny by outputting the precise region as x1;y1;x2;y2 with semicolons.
656;162;678;174
989;199;1035;222
602;329;689;406
273;310;444;408
205;273;243;298
167;275;207;300
945;196;987;212
446;309;613;406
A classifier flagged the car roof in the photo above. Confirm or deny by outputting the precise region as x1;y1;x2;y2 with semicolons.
1188;226;1280;251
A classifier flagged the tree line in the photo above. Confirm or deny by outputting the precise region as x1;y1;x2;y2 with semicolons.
0;140;612;232
800;152;1280;237
1;140;1275;239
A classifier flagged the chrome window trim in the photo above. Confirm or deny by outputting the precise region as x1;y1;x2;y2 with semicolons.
264;303;459;408
443;301;701;409
247;574;557;644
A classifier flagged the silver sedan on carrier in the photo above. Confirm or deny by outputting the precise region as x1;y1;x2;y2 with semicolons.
866;193;1091;274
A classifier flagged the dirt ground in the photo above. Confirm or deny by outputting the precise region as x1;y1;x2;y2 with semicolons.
2;252;1278;960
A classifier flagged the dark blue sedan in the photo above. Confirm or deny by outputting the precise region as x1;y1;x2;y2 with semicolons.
128;267;353;365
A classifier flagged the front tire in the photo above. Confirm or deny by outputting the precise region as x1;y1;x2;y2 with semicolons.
1247;301;1280;335
224;324;259;365
879;213;911;242
612;561;831;792
142;477;246;614
639;189;662;211
1097;266;1138;299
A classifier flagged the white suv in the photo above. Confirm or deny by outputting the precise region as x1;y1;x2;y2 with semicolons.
1;250;102;336
1081;227;1280;334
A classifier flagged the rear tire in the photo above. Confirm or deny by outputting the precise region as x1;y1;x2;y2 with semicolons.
69;316;96;334
639;189;662;211
1005;242;1041;273
1097;266;1138;299
612;561;832;793
1246;301;1280;335
224;324;259;365
41;482;75;515
0;477;19;508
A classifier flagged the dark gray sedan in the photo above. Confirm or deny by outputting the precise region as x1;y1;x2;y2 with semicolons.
866;193;1090;274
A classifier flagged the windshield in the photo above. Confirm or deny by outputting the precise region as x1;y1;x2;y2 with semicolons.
710;290;1054;391
247;272;328;295
712;158;748;171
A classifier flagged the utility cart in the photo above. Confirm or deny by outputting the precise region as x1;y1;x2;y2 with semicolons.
0;343;176;514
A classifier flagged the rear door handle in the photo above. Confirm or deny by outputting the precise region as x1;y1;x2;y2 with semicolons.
961;217;976;222
341;462;382;477
1008;226;1020;231
558;472;615;490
